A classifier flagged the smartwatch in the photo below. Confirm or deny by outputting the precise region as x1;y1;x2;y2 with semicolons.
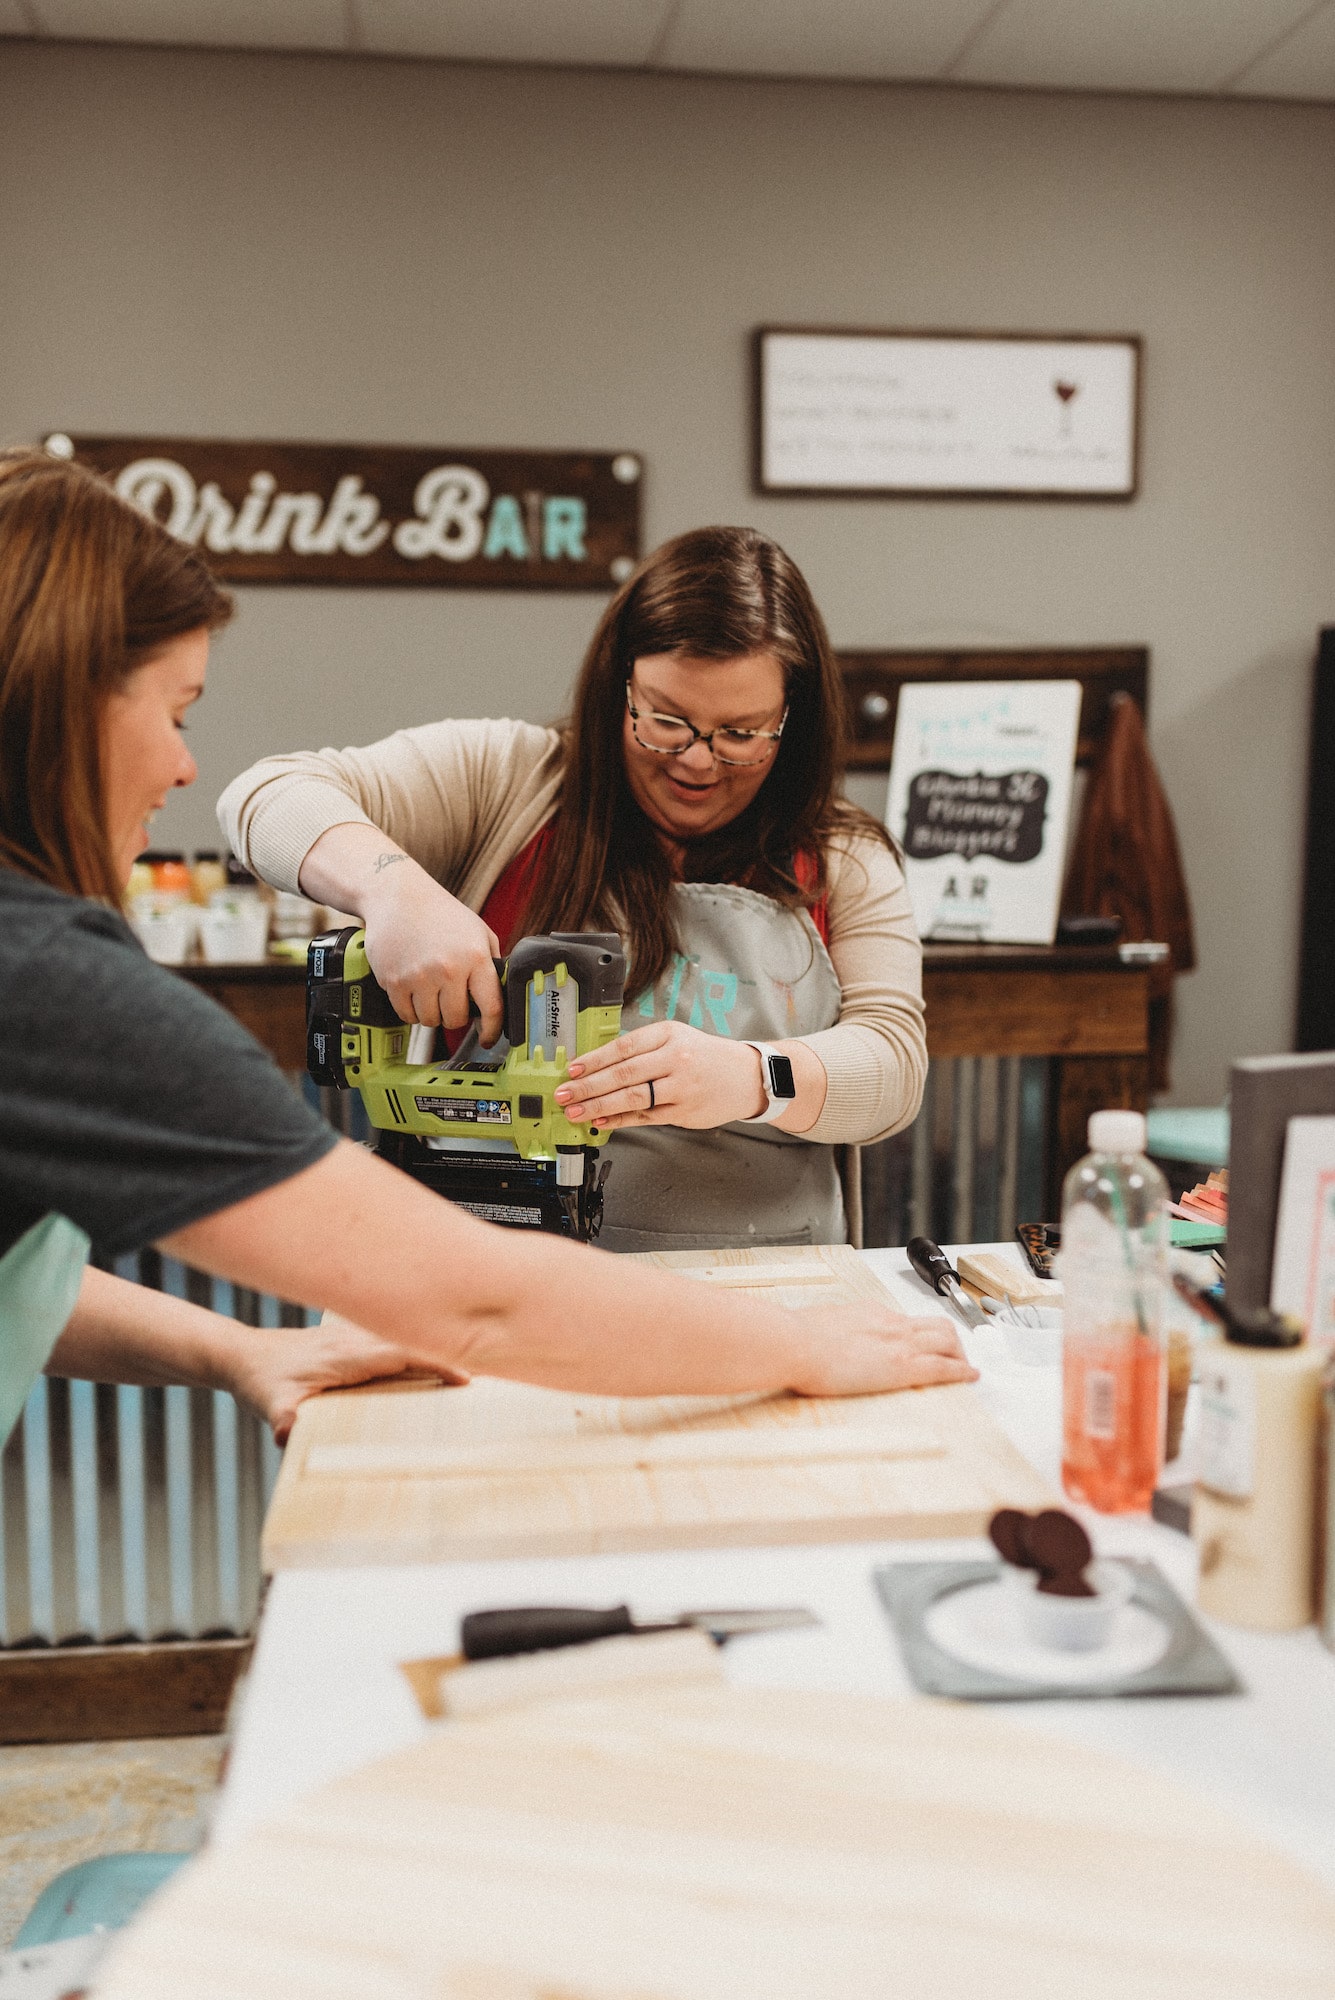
741;1041;798;1124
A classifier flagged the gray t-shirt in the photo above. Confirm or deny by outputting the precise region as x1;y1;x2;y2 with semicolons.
0;868;336;1258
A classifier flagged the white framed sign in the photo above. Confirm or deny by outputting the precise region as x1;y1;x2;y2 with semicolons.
885;681;1083;945
754;327;1141;498
1270;1116;1335;1339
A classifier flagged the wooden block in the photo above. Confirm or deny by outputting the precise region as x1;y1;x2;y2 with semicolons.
261;1247;1054;1570
955;1251;1058;1307
430;1630;723;1721
94;1684;1335;2000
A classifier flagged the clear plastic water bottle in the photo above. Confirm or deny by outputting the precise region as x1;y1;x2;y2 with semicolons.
1058;1109;1169;1513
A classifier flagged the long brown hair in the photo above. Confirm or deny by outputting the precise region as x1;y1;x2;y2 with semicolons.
0;448;232;903
522;524;890;994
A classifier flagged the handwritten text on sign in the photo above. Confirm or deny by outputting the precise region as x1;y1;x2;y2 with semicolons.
903;770;1049;864
50;436;642;591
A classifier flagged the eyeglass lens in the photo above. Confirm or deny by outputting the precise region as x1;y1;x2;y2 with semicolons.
634;709;776;765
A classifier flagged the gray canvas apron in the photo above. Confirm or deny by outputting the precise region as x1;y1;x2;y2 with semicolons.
598;882;844;1254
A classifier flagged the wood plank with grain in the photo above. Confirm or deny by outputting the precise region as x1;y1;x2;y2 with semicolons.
261;1246;1053;1570
95;1682;1335;2000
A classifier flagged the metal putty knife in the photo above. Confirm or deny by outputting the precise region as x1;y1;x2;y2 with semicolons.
460;1604;819;1660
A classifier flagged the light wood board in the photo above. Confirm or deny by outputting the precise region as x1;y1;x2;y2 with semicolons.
262;1245;1054;1570
95;1683;1335;2000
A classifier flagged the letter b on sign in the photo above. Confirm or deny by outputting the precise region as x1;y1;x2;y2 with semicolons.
394;465;490;561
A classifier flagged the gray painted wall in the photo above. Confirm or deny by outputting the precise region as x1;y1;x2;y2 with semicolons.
2;40;1331;1104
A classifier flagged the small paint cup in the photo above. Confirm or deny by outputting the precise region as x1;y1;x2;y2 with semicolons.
1015;1559;1134;1653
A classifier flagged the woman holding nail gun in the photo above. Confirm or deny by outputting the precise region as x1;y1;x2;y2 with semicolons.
0;452;969;1447
223;526;926;1253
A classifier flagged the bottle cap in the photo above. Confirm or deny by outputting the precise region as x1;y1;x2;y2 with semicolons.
1088;1109;1146;1154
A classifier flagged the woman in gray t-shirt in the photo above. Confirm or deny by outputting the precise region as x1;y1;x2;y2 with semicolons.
0;448;970;1444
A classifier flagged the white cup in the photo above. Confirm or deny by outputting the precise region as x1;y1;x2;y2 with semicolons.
199;903;270;964
128;901;198;965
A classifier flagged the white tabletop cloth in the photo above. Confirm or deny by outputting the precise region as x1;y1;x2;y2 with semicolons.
215;1245;1335;1885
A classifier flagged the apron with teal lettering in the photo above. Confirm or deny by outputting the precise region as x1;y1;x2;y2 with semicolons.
599;882;844;1254
0;1215;90;1448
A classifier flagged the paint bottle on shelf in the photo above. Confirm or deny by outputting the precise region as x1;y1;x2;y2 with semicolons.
1058;1110;1168;1514
1193;1309;1325;1631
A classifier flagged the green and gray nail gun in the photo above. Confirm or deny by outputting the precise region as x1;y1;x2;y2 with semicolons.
306;927;627;1241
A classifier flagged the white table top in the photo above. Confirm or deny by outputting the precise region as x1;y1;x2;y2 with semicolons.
216;1245;1335;1886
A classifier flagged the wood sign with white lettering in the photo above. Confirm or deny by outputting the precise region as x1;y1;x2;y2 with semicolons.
47;434;642;590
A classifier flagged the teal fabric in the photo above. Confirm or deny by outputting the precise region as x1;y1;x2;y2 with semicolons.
14;1852;189;1945
0;1213;90;1449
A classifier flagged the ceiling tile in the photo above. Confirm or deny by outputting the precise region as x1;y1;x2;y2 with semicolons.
30;0;346;49
0;0;37;29
354;0;669;66
1226;0;1335;96
952;0;1322;94
660;0;995;80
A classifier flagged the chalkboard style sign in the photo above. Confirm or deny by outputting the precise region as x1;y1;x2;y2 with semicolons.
903;770;1050;867
885;681;1082;946
44;434;642;591
754;328;1140;499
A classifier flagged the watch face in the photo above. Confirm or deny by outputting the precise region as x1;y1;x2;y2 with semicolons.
767;1054;797;1100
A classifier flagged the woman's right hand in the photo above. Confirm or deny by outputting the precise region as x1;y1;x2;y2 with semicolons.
300;823;504;1041
786;1304;978;1397
362;858;504;1041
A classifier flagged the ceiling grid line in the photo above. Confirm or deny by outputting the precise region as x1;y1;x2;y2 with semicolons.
937;0;1020;80
1216;0;1334;87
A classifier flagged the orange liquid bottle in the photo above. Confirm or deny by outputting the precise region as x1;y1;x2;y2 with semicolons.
1059;1110;1169;1514
1062;1325;1164;1513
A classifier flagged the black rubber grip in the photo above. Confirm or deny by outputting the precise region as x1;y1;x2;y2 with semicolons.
460;1604;637;1660
906;1235;956;1298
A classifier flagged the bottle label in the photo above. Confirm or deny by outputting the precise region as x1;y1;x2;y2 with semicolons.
1084;1368;1117;1440
1197;1356;1256;1499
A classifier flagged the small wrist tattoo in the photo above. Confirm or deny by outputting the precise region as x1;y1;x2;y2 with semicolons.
372;853;407;874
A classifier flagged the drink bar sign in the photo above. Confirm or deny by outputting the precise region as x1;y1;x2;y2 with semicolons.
46;434;642;591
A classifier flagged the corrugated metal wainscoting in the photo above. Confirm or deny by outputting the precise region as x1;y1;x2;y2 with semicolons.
0;1256;287;1649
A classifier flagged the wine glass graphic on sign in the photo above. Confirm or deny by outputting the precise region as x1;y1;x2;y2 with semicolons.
1053;378;1079;439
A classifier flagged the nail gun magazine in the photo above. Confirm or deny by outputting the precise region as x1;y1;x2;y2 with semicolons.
307;929;626;1241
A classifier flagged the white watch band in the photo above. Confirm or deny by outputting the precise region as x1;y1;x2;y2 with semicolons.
741;1041;795;1124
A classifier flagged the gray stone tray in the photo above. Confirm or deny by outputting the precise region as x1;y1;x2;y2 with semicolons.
874;1557;1242;1702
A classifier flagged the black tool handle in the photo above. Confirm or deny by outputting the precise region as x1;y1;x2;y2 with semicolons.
460;1604;637;1660
906;1235;956;1298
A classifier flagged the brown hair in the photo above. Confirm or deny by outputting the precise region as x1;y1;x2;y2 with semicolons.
0;448;232;903
522;524;890;995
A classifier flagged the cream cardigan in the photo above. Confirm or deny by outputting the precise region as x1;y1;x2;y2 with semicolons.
218;718;927;1148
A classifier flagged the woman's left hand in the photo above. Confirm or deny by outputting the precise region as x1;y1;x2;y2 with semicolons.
555;1021;770;1132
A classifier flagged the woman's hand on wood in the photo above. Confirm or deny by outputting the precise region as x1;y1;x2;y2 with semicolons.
787;1306;978;1397
228;1314;463;1444
555;1020;772;1131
